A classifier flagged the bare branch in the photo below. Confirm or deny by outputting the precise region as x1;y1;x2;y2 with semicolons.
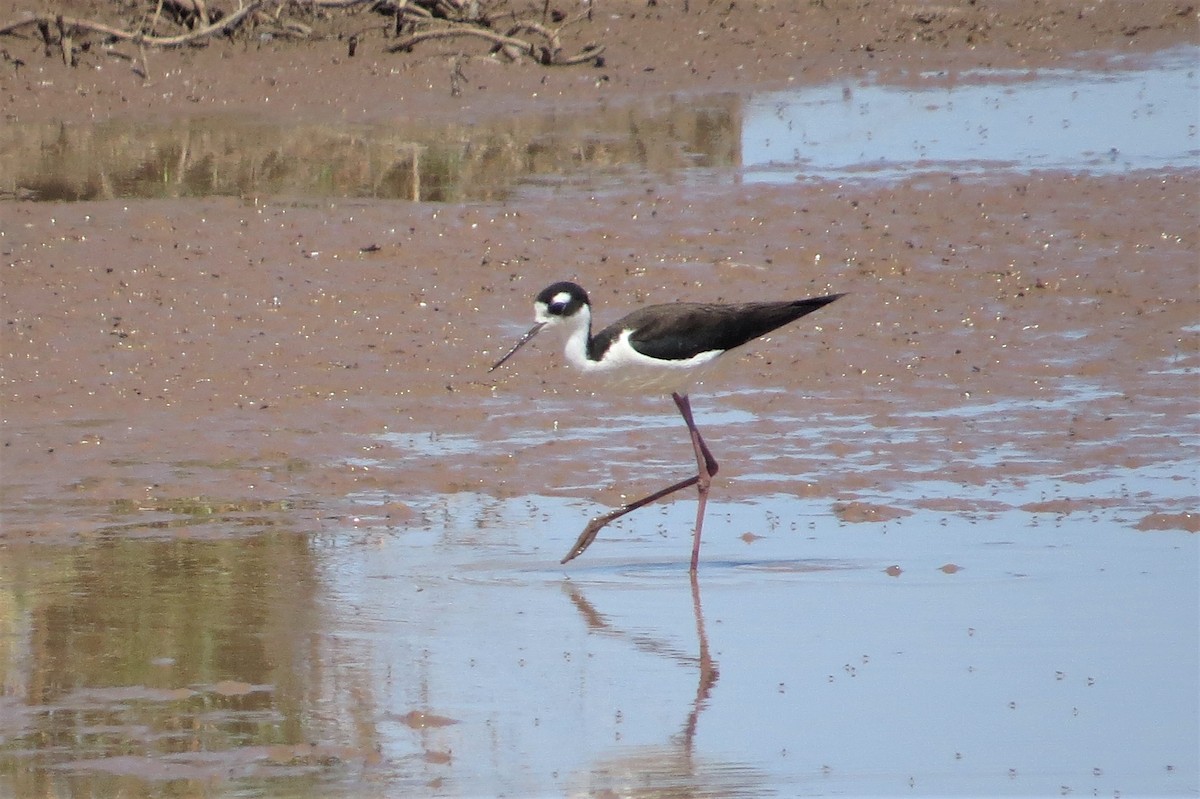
1;1;266;47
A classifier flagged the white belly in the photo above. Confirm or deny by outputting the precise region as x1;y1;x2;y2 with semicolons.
566;329;721;395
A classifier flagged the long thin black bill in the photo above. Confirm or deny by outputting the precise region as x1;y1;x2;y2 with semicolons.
489;322;546;372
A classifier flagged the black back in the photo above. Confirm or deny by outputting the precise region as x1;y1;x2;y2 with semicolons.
589;294;844;362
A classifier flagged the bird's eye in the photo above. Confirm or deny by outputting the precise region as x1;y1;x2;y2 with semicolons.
548;291;574;315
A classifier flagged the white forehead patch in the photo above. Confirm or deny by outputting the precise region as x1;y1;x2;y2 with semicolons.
552;291;573;307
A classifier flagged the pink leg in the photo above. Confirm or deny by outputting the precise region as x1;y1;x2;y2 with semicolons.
672;393;719;572
559;393;720;569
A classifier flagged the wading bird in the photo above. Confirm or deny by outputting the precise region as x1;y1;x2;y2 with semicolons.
490;281;843;572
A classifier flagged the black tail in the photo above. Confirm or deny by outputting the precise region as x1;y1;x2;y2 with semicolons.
718;293;844;351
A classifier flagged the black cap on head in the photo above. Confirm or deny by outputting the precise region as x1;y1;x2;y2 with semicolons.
536;282;590;318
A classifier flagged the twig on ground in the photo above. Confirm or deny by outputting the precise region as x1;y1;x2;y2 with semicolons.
386;18;603;66
0;1;266;48
0;0;604;67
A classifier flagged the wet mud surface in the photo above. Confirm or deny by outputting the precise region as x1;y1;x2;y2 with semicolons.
4;173;1195;536
1;1;1198;796
1;0;1196;127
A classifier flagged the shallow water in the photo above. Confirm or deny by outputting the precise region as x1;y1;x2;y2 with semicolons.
2;492;1195;796
2;50;1199;797
3;47;1195;201
743;46;1200;180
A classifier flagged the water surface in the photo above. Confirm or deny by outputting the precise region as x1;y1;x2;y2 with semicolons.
3;47;1195;202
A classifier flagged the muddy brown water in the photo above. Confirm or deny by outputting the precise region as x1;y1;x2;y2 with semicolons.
1;6;1198;796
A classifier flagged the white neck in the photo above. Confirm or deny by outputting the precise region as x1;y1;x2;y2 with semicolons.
560;306;594;370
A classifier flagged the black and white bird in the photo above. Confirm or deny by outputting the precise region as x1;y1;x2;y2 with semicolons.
490;281;843;572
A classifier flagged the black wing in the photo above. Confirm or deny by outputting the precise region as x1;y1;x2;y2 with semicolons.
590;294;843;362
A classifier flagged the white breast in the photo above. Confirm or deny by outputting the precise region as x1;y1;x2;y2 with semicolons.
565;328;722;393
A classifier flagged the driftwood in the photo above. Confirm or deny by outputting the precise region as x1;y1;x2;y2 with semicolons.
0;1;266;48
0;0;605;68
386;25;603;66
384;4;604;66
